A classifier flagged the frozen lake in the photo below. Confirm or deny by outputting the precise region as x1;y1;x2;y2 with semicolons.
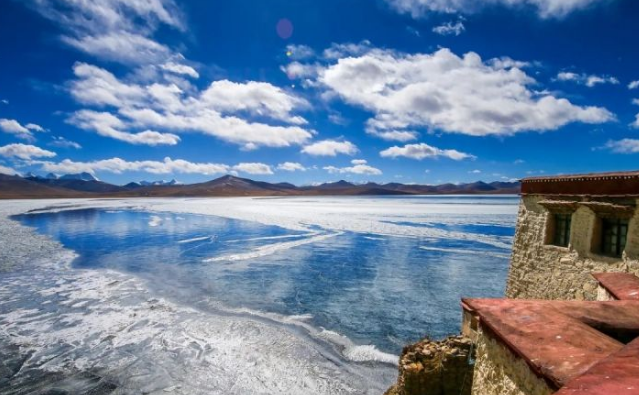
0;196;518;394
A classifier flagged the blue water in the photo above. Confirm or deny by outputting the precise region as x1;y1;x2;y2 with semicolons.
14;199;516;354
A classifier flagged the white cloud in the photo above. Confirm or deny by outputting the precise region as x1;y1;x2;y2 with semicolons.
201;80;309;124
62;31;173;65
0;119;30;134
286;44;316;60
556;71;619;87
68;110;180;146
0;164;19;176
1;99;8;105
282;62;322;80
49;136;82;149
629;81;639;90
0;119;46;141
232;162;274;175
385;0;609;18
39;157;230;176
327;112;349;126
161;62;199;78
322;41;372;59
299;47;613;137
0;144;57;160
25;123;45;132
366;128;418;142
277;162;307;172
324;160;383;175
67;63;313;148
301;140;358;156
432;21;465;36
380;143;475;160
603;139;639;154
469;169;482;174
29;0;185;65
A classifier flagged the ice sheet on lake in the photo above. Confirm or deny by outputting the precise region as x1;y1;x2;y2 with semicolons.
23;196;517;250
0;200;395;394
204;232;342;263
177;235;214;244
148;215;162;227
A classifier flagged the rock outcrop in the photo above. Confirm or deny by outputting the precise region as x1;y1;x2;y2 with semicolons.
385;335;474;395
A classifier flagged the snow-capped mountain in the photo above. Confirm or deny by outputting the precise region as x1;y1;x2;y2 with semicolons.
59;172;100;182
139;179;182;186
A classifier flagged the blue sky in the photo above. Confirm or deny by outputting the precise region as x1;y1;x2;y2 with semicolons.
0;0;638;185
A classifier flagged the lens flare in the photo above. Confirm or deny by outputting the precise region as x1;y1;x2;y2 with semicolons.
276;18;293;40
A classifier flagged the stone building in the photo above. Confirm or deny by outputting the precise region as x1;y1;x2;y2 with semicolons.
506;171;639;300
387;171;639;395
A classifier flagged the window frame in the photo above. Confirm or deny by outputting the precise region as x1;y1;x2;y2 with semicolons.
598;217;629;258
545;211;574;248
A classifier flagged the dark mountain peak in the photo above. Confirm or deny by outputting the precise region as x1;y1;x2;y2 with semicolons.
24;172;41;179
318;180;355;189
60;172;99;182
275;182;297;189
45;173;59;180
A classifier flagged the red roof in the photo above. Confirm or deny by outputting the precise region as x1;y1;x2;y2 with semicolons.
592;272;639;301
462;298;639;393
520;170;639;196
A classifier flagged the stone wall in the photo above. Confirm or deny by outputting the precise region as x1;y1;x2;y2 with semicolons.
385;335;474;395
471;328;554;395
505;195;639;300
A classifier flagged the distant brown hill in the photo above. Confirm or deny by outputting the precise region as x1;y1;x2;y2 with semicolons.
0;174;520;199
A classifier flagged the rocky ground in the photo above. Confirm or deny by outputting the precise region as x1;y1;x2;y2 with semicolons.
385;335;474;395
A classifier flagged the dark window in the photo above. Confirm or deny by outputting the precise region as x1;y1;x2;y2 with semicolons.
552;213;572;247
601;218;629;258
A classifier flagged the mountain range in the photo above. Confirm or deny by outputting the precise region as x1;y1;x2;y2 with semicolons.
0;173;520;199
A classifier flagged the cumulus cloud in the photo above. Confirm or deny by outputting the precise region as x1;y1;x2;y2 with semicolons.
37;157;277;177
160;62;199;78
0;144;57;160
49;136;82;149
28;0;185;65
432;21;465;36
366;129;418;142
469;169;482;174
385;0;609;18
277;162;307;171
0;119;46;141
324;159;382;175
68;110;180;146
62;31;173;65
603;139;639;154
0;119;30;134
232;162;274;175
301;140;358;156
38;157;229;175
556;72;619;87
286;44;316;60
293;47;613;137
380;143;475;160
67;63;313;148
0;164;19;176
629;81;639;90
322;41;372;59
